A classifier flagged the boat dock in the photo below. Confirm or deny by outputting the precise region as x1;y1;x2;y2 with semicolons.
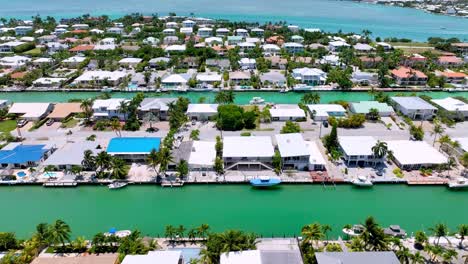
43;182;78;187
161;181;184;187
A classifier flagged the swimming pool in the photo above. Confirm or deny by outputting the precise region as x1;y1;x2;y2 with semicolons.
43;172;57;177
127;83;138;89
169;248;201;264
16;171;27;177
106;137;161;154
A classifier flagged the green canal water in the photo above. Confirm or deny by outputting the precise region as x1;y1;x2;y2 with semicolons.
1;185;467;239
0;91;467;104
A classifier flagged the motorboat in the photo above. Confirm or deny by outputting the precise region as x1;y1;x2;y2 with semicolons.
342;224;365;237
104;228;132;238
448;177;468;189
108;181;128;189
351;176;373;187
384;225;407;238
250;176;281;187
249;97;265;105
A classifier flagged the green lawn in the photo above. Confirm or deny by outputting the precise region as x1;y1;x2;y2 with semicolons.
60;118;79;128
0;120;17;133
23;48;43;56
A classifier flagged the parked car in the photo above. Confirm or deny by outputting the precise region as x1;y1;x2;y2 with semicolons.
17;119;28;128
46;119;54;126
322;120;329;128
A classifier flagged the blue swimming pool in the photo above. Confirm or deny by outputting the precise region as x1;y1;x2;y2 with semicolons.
16;171;26;177
127;83;138;89
169;248;201;264
106;137;161;154
43;172;57;177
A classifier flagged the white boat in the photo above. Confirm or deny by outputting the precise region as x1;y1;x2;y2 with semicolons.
351;176;373;187
104;229;132;238
250;176;281;187
249;97;265;105
108;182;128;189
448;177;468;188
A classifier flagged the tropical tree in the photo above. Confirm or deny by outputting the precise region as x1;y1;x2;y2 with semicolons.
110;157;129;179
48;219;71;248
81;150;96;171
367;108;380;120
457;224;468;249
429;223;450;246
197;224;210;239
395;244;411;264
442;249;458;263
176;159;189;179
110;119;122;137
414;230;428;249
143;112;158;131
431;121;445;146
322;224;332;243
147;148;160;174
165;225;177;241
301;223;324;248
438;134;452;150
361;216;390;251
349;236;366;252
80;99;94;124
214;90;235;104
214;157;224;176
372;140;388;165
176;225;186;240
95;151;111;177
158;147;173;175
187;228;197;242
190;129;200;140
33;223;51;249
119;100;129;121
410;251;425;264
301;93;320;104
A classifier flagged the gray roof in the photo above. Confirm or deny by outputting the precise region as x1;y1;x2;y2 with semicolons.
315;252;400;264
206;59;230;68
139;98;177;112
260;250;303;264
260;71;286;83
391;96;437;111
43;141;100;166
170;141;193;165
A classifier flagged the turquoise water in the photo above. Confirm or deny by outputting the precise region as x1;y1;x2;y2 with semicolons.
0;185;467;239
107;137;161;153
0;0;467;40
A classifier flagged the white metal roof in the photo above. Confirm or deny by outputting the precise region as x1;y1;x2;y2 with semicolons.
122;251;181;264
119;58;142;64
305;141;326;165
223;136;274;158
75;71;127;82
92;98;128;111
8;103;51;118
338;136;377;156
453;138;468;152
186;104;218;114
386;140;448;166
275;133;309;157
391;97;437;111
189;141;216;167
43;141;100;166
431;97;468;112
162;74;188;84
220;250;262;264
196;73;221;82
269;107;305;118
307;104;346;118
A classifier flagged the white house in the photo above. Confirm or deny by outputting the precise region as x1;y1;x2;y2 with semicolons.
205;37;223;46
8;103;53;121
14;26;33;36
92;98;129;120
391;96;437;120
73;71;128;87
107;27;124;35
0;41;25;52
180;27;193;35
33;77;66;87
328;40;350;52
283;42;304;54
239;58;256;70
262;44;281;55
305;141;327;171
182;20;196;28
307;104;347;121
188;141;216;170
196;73;222;86
62;56;87;67
198;27;213;37
0;55;31;68
251;28;265;36
71;24;89;30
269;104;305;121
386;140;448;170
165;22;179;28
235;28;249;37
118;58;142;67
338;136;380;166
161;73;190;88
223;136;275;170
165;44;186;53
122;251;182;264
275;133;310;170
186;104;218;121
221;250;262;264
351;70;378;85
354;43;374;53
320;54;341;66
431;97;468;120
288;25;300;32
376;42;393;51
163;28;176;36
292;68;327;86
291;35;304;43
216;28;230;36
238;42;256;51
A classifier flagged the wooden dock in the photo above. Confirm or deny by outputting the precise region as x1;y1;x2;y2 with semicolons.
43;182;78;187
161;181;184;187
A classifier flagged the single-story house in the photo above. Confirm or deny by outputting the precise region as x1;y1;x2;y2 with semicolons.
31;254;119;264
188;141;216;170
229;71;251;85
305;141;326;171
205;59;230;70
62;56;87;67
33;58;54;66
8;103;53;121
338;136;380;166
307;104;347;121
351;70;378;85
32;77;66;87
315;252;400;264
223;136;275;170
0;41;25;52
138;97;177;120
386;140;448;170
391;96;437;120
221;250;261;264
161;73;190;88
186;104;218;121
269;104;306;121
122;251;182;264
196;73;222;86
42;141;100;170
149;57;170;68
47;103;83;121
118;58;142;67
107;137;161;162
431;97;468;120
349;101;394;117
260;71;286;87
239;58;256;70
0;143;55;169
73;70;127;87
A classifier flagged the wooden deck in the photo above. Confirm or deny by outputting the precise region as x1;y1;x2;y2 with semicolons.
43;182;78;187
161;181;184;187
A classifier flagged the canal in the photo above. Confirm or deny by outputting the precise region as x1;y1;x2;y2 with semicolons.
1;185;467;239
0;91;467;104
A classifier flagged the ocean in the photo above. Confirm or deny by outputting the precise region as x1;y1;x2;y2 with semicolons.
0;0;467;41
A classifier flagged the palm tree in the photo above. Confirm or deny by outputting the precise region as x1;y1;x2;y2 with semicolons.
80;99;94;124
431;122;445;146
48;219;71;248
395;245;411;264
187;228;197;242
442;249;458;263
165;225;176;241
119;100;129;121
361;216;389;251
438;134;451;150
158;147;173;176
301;93;320;104
445;156;457;178
81;150;96;171
95;151;111;177
457;224;468;249
110;157;128;179
322;224;332;243
197;224;210;239
143;112;158;130
349;236;366;252
110;119;122;137
147;148;160;174
372;140;388;166
429;223;450;246
301;223;324;248
34;223;51;249
176;225;186;240
410;251;425;264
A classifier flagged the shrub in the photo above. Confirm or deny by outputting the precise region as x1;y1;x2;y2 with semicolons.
280;121;301;134
393;168;403;178
240;132;251;136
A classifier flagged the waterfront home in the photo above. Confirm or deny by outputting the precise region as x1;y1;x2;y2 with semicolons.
351;70;378;85
238;42;256;52
437;55;464;67
186;104;218;121
353;43;374;54
165;44;186;53
92;98;129;120
206;58;230;70
269;104;305;121
216;27;230;36
338;136;380;166
390;96;437;120
391;67;427;86
229;71;251;85
106;27;124;35
260;71;286;87
275;133;310;170
62;56;87;67
196;73;222;86
283;42;304;54
451;42;468;55
43;141;100;170
235;28;249;37
14;26;32;35
223;136;275;170
122;251;183;264
315;252;399;264
73;70;127;87
239;58;256;70
31;254;119;264
305;141;327;171
118;58;142;67
0;55;31;68
182;19;196;28
359;56;382;68
198;27;213;37
180;27;193;35
328;40;350;52
163;36;179;45
292;68;327;86
138;97;176;120
435;70;466;84
163;28;176;36
319;54;341;66
221;250;262;264
386;140;448;170
376;42;393;51
403;53;427;67
69;44;95;53
265;56;287;69
47;103;82;121
71;24;89;30
0;41;25;52
262;44;281;56
431;97;468;120
227;36;244;45
8;103;53;121
288;25;300;32
349;101;394;117
0;143;54;169
107;137;161;162
189;141;216;170
161;73;190;88
149;57;170;68
307;104;347;121
33;77;66;87
165;21;179;28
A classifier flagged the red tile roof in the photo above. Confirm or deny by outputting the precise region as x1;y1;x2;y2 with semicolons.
438;56;463;64
10;72;27;79
391;67;427;79
440;71;466;78
69;44;95;52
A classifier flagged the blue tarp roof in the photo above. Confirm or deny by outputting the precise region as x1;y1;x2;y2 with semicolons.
107;137;161;154
0;145;47;164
